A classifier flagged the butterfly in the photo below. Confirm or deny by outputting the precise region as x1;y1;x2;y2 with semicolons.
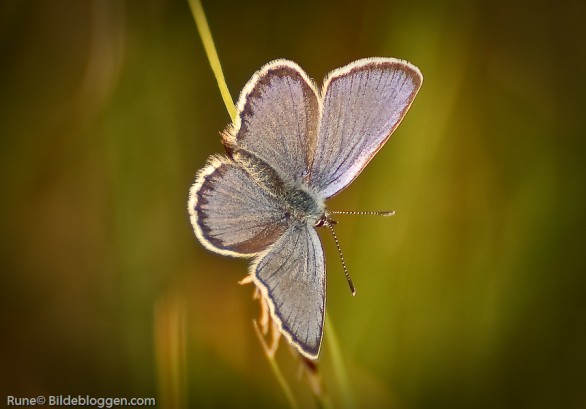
188;58;422;359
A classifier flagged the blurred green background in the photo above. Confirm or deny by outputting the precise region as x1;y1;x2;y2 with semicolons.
1;0;585;408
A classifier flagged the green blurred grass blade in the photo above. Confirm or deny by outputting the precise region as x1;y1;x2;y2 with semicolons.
188;0;236;119
326;314;354;409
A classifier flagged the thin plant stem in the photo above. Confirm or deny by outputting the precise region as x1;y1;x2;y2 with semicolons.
187;0;236;119
187;2;301;409
325;315;355;409
252;321;301;409
188;2;353;408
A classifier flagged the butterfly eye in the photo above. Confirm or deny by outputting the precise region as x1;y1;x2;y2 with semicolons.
314;215;337;227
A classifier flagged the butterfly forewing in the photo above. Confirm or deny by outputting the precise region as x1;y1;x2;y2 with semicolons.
225;60;320;184
309;58;423;198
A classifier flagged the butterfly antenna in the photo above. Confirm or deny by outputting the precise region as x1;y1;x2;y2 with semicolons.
323;219;356;296
331;210;396;216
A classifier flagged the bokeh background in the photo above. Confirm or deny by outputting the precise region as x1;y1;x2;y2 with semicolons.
1;0;585;408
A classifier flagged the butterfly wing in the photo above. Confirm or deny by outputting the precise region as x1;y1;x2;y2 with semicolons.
188;155;288;258
309;58;423;198
224;60;320;184
251;222;326;359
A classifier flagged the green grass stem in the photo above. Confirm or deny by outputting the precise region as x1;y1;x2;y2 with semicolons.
188;0;236;119
187;2;354;408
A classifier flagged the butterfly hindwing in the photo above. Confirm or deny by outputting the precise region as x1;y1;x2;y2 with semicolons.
251;222;326;359
189;155;288;257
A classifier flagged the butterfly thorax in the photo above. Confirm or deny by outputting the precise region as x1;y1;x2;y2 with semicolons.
231;148;325;226
280;186;324;225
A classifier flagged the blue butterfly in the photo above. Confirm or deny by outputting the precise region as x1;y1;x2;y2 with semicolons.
189;58;422;359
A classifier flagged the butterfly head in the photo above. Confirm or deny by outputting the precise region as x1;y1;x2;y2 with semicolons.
314;211;337;228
